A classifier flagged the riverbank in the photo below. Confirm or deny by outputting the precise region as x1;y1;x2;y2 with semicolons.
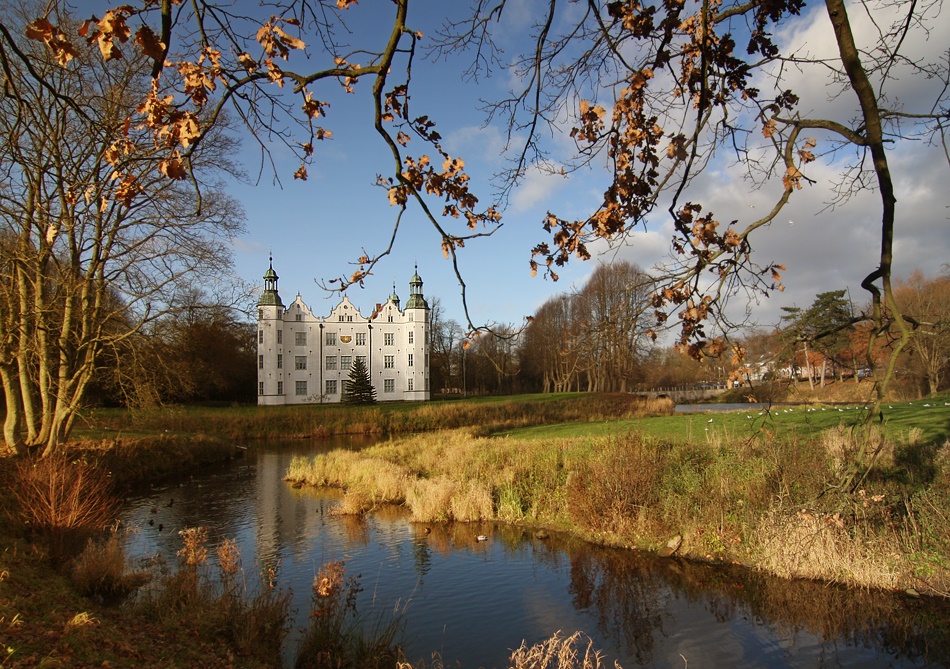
286;397;950;596
77;393;674;442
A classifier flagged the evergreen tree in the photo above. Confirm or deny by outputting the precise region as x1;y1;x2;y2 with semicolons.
344;357;376;405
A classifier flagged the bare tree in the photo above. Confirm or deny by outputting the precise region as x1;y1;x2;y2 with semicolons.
522;295;581;393
574;262;654;392
0;7;243;455
894;270;950;396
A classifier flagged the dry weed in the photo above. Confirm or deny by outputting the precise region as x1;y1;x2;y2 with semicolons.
449;480;494;521
508;630;621;669
406;477;456;523
63;612;98;633
752;508;904;589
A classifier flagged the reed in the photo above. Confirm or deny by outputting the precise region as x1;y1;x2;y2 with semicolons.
295;560;404;669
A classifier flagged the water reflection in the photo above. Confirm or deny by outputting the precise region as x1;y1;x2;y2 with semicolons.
121;439;950;668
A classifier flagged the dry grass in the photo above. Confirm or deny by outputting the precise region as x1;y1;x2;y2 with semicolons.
509;631;620;669
752;507;905;589
70;530;149;602
405;477;456;523
398;631;621;669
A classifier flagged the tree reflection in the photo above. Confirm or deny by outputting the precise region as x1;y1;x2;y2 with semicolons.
559;542;950;666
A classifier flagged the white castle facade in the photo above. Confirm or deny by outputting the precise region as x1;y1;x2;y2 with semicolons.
256;259;430;404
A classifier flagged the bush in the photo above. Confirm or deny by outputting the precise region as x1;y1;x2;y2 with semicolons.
11;454;119;562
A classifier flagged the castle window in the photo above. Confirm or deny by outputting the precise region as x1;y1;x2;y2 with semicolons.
276;309;283;319
258;329;264;344
277;381;283;395
407;378;413;391
277;354;283;369
295;331;307;346
408;331;413;344
384;355;394;369
258;355;264;370
295;380;307;396
341;355;352;370
258;382;264;395
339;315;344;321
384;379;395;393
325;380;337;395
277;330;282;344
408;354;413;367
295;356;307;370
384;333;395;346
296;314;302;321
258;309;263;320
388;316;393;323
326;356;337;370
347;316;353;322
356;355;367;367
326;332;337;346
356;332;366;346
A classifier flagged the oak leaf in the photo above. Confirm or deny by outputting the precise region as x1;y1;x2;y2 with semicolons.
134;25;165;61
159;155;187;180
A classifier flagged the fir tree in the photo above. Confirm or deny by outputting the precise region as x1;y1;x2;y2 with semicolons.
344;357;376;405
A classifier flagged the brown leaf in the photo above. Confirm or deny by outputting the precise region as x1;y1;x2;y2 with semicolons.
134;25;165;61
159;155;187;180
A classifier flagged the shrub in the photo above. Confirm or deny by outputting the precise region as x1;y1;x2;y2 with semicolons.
11;454;119;562
566;433;667;541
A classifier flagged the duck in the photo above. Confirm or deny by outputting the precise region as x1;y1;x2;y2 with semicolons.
475;534;488;542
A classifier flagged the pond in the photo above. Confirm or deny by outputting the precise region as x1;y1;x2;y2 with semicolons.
120;438;950;668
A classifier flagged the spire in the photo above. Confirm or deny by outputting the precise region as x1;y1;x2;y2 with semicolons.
406;264;428;310
389;280;400;308
258;254;284;307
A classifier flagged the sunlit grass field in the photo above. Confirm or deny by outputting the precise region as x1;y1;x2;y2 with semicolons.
505;398;950;446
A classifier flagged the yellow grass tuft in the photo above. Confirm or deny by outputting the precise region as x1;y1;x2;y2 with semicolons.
406;477;457;523
508;630;620;669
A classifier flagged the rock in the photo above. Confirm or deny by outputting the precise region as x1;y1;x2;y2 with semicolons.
535;530;550;540
658;534;682;557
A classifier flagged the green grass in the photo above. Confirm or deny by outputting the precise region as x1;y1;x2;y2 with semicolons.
505;399;950;446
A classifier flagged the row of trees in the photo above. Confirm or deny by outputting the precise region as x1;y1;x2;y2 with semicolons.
425;267;950;399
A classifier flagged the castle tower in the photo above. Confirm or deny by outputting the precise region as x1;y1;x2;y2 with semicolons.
404;265;430;401
257;256;286;405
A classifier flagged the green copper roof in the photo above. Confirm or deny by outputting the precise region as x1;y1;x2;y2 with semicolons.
406;294;428;310
258;256;284;307
257;291;284;307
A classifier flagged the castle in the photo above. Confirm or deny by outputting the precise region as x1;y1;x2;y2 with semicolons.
256;259;430;404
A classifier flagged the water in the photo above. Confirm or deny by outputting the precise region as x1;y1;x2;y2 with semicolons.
120;439;950;668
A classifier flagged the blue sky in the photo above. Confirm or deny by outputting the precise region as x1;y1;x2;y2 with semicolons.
229;0;950;334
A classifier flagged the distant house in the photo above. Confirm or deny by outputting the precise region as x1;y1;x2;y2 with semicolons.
256;258;430;404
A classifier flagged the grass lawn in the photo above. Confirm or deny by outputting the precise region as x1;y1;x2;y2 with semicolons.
504;398;950;446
